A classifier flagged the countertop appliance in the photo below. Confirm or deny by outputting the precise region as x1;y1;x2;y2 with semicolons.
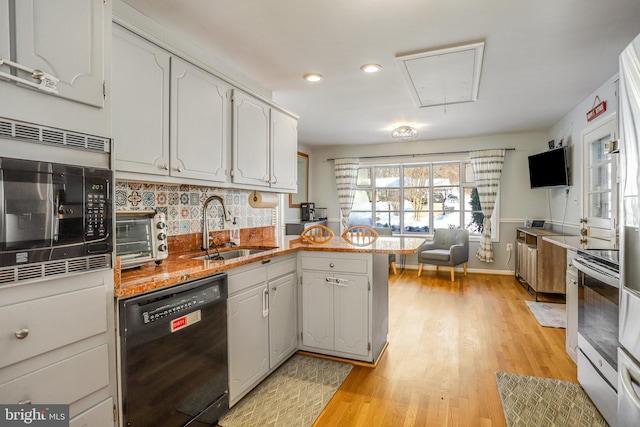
301;202;315;221
619;32;640;426
574;248;620;426
0;157;112;275
116;211;168;269
119;273;229;426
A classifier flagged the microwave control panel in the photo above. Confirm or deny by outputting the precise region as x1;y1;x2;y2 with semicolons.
85;172;111;240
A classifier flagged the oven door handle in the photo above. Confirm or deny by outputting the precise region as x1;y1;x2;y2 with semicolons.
621;362;640;410
573;258;620;288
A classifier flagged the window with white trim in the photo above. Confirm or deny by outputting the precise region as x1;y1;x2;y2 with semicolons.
348;161;496;237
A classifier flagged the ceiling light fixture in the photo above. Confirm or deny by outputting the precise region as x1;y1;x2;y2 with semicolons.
360;64;382;73
303;73;323;82
391;125;418;140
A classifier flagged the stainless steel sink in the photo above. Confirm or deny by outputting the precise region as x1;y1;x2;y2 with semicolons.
192;249;267;261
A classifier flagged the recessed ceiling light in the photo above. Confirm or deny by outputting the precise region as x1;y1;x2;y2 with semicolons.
361;64;382;73
303;73;323;82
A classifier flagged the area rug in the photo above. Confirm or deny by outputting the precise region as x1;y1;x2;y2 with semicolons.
496;372;608;427
524;300;566;328
218;354;353;427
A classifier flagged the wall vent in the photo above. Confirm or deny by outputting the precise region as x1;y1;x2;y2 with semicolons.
0;117;110;154
0;255;111;286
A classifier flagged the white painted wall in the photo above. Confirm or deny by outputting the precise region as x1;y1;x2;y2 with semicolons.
547;74;619;236
307;132;550;272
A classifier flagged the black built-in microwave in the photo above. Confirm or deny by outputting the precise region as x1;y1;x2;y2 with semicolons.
0;157;112;267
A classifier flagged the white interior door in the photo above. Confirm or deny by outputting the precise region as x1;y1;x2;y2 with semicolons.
582;114;619;247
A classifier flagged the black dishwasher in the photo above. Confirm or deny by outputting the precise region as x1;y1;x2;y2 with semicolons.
119;274;228;427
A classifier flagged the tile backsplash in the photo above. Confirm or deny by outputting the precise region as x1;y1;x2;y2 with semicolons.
115;181;275;236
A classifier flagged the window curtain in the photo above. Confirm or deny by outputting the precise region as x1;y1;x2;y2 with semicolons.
334;158;359;231
470;149;506;263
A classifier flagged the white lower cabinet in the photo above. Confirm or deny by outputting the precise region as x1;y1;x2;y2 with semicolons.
227;254;297;405
0;270;117;426
298;251;388;364
301;271;369;356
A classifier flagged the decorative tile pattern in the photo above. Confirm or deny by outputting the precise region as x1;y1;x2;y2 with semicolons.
116;181;275;236
495;372;608;427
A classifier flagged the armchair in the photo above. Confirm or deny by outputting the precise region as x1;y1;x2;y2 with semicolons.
417;228;469;281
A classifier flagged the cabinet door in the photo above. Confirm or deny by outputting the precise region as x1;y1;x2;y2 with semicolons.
0;1;8;70
170;57;230;182
301;272;334;351
527;246;537;289
232;90;270;187
112;26;170;175
227;285;269;403
269;273;297;369
14;0;105;107
334;274;369;356
270;109;298;191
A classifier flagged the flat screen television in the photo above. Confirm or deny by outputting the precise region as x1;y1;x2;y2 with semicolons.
528;147;570;188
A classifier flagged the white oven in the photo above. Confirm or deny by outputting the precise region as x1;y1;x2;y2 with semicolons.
574;249;620;426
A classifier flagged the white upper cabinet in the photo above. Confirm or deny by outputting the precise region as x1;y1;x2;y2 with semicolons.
113;26;230;184
232;89;298;192
113;25;170;176
170;56;230;183
14;0;105;108
232;90;271;186
0;1;9;68
270;108;298;191
0;0;110;137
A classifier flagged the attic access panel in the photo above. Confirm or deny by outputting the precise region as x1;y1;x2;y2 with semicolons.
396;42;485;108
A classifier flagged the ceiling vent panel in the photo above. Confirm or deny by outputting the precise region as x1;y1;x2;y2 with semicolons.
396;42;485;108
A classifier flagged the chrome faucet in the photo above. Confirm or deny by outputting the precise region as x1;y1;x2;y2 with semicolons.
201;195;231;250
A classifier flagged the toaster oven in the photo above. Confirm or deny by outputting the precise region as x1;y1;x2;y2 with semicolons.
115;211;168;269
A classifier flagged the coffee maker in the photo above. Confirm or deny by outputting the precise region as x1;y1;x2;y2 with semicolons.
300;202;315;221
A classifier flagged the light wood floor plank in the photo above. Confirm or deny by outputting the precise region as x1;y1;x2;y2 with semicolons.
313;271;577;427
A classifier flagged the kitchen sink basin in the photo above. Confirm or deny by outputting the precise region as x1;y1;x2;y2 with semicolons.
192;249;267;261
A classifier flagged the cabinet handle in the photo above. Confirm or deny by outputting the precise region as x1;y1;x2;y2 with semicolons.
262;288;269;318
325;277;337;284
160;164;169;171
173;167;183;173
18;399;31;405
329;263;335;268
14;328;29;339
335;278;348;287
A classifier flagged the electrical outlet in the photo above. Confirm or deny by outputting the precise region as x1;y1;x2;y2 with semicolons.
506;243;513;252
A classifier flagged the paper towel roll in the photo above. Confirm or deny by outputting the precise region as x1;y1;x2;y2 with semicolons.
248;191;279;208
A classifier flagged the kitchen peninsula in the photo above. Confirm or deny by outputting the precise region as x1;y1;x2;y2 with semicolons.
114;232;425;298
115;232;425;404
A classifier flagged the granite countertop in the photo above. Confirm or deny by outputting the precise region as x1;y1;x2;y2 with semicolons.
115;235;425;298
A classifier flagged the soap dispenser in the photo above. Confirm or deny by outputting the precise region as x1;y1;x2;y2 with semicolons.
230;217;240;245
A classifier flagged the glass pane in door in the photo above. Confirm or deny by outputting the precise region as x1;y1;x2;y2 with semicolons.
589;192;612;219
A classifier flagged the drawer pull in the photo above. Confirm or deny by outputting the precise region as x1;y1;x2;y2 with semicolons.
18;399;31;405
14;328;29;339
329;263;335;268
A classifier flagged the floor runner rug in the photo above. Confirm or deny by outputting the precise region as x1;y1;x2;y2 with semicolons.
218;354;353;427
495;371;608;426
525;300;566;328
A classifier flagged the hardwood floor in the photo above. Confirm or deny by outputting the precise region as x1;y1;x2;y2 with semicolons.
312;271;577;427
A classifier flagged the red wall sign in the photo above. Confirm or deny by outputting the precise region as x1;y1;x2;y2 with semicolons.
587;100;606;122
